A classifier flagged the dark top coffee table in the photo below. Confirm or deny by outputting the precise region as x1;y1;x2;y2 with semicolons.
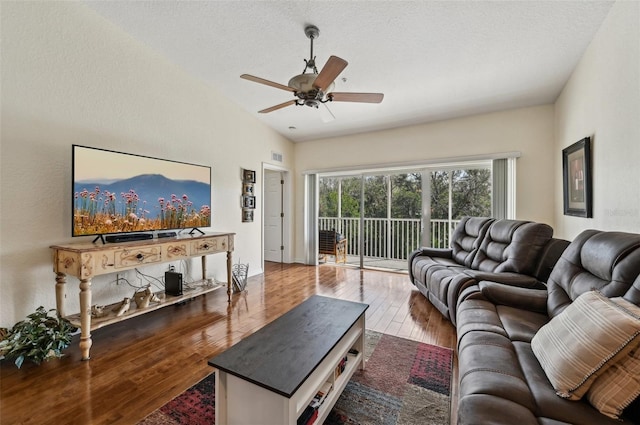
208;295;368;425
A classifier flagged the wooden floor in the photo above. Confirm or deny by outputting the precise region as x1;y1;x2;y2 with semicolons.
0;262;458;425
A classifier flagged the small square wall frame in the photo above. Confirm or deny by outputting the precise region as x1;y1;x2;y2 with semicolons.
243;183;254;195
243;169;256;183
242;209;254;222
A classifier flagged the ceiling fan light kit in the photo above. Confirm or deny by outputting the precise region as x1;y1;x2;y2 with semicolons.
240;24;383;114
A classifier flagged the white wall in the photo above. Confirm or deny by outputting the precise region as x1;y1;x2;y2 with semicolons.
0;2;294;327
554;0;640;239
293;105;556;262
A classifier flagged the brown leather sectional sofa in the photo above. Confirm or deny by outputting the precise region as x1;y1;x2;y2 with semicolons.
409;220;640;424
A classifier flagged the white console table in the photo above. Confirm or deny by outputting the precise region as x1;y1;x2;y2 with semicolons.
51;232;235;360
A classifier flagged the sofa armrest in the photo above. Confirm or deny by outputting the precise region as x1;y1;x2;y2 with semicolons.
416;247;453;259
463;270;545;289
478;281;548;313
408;247;453;284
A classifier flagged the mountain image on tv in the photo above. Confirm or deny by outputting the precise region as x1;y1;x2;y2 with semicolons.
73;173;211;236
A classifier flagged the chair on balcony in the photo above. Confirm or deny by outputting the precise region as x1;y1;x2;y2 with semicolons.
319;229;347;263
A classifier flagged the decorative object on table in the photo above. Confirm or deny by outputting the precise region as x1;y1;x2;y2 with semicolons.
112;297;131;317
91;305;107;318
137;331;452;425
562;137;592;217
242;195;256;209
133;287;163;309
0;306;76;369
232;262;249;293
242;209;253;223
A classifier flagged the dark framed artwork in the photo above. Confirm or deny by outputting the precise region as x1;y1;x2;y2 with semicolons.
241;169;256;222
242;195;256;209
562;137;592;217
243;169;256;183
242;209;254;223
242;182;254;195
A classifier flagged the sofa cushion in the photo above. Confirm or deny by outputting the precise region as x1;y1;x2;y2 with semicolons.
624;274;640;306
450;216;494;267
477;280;548;313
531;291;640;400
497;305;548;343
514;342;627;425
471;220;553;275
546;230;640;318
425;266;475;318
458;331;536;411
532;238;571;283
457;394;540;425
410;255;461;288
456;299;509;342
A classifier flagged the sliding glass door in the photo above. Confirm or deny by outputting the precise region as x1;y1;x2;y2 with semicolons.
428;168;491;247
317;163;493;271
319;176;362;267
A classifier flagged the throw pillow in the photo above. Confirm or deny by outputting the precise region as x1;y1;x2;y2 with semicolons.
587;298;640;419
531;291;640;400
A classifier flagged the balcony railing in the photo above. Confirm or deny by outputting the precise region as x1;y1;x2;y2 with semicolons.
318;217;461;262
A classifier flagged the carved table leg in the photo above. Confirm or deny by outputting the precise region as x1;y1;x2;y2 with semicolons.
201;255;208;283
227;250;232;303
79;278;93;360
55;272;67;317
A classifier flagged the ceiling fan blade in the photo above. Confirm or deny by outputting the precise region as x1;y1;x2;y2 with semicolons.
313;56;348;91
241;74;296;93
328;92;384;103
258;99;297;113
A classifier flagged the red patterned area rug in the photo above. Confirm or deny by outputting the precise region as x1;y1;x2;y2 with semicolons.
138;331;453;425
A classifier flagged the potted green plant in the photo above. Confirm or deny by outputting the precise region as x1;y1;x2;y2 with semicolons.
0;306;76;368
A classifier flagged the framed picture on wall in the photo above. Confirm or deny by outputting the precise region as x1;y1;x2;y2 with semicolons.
242;195;256;209
242;182;254;195
242;209;254;222
243;169;256;183
562;137;592;217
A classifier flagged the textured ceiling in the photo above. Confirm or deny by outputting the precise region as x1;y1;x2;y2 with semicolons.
84;1;614;142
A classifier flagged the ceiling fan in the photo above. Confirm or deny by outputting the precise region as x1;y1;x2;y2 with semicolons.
241;25;384;114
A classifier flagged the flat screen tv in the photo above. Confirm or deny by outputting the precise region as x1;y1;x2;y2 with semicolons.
72;145;211;237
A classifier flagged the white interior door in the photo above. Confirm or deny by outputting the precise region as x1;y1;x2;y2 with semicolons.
264;170;283;262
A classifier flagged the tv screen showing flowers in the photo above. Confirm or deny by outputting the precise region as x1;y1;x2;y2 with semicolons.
72;145;212;237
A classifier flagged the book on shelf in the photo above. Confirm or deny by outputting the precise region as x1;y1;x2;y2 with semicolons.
299;381;334;425
334;355;348;380
310;381;333;409
306;408;318;425
297;403;321;425
297;405;315;425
